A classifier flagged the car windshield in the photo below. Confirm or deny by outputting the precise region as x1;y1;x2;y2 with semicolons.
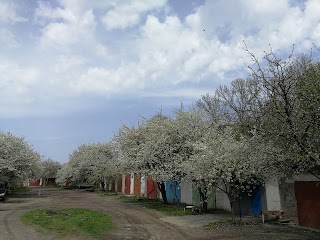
0;181;6;189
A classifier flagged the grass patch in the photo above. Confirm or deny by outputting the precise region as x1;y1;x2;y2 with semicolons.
205;220;259;229
61;185;76;190
21;208;114;239
10;186;30;193
99;191;118;197
118;196;196;216
118;195;143;202
205;220;233;229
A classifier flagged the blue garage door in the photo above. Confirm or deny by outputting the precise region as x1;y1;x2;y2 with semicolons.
251;186;262;215
166;181;181;203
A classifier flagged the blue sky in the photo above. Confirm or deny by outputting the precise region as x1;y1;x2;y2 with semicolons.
1;0;320;162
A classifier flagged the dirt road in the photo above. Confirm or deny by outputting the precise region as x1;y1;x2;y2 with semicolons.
0;188;319;240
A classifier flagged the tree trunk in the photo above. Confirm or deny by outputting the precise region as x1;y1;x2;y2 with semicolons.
157;181;168;204
230;201;236;224
100;180;105;191
199;187;208;213
43;178;48;186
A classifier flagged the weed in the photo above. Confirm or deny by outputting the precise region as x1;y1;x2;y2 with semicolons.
20;208;114;239
118;195;197;216
99;192;118;197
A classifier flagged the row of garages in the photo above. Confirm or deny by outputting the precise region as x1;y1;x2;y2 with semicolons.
110;174;275;215
28;173;320;229
107;173;320;229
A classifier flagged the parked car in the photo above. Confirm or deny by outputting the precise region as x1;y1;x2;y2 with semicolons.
0;180;8;201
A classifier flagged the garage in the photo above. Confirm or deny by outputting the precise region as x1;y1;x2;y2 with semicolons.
294;181;320;228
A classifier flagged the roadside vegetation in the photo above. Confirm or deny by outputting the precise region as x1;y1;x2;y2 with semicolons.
117;195;196;216
98;191;118;196
20;208;114;239
0;133;61;189
10;186;29;193
205;220;235;229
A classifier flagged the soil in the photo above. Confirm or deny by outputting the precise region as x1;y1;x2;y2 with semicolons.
0;187;319;240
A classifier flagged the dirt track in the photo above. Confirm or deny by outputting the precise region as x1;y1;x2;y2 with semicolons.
0;188;319;240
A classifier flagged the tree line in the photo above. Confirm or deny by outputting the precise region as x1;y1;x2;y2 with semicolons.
0;132;62;188
57;47;320;221
2;47;319;221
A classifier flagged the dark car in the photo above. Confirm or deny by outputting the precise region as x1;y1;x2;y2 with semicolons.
0;180;8;201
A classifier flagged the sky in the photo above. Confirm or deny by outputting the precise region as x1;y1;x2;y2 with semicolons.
1;0;320;163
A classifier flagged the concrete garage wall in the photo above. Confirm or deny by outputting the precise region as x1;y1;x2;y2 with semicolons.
130;173;134;195
265;178;282;210
121;174;125;194
192;188;200;207
207;190;216;209
140;175;146;197
180;179;193;205
215;189;231;212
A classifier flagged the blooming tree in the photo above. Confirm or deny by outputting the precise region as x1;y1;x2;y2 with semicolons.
0;132;41;186
116;112;196;203
38;158;62;185
56;142;119;189
185;126;272;222
243;48;320;177
197;47;320;180
174;107;212;211
190;47;320;221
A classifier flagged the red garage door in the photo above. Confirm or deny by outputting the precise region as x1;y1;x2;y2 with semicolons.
294;181;320;228
117;175;122;193
29;179;40;186
134;174;141;197
124;174;131;195
147;177;158;199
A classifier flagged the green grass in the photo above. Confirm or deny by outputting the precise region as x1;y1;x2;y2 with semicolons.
10;186;30;193
205;220;259;229
98;191;118;197
61;186;75;190
20;208;114;239
205;220;233;228
118;195;196;216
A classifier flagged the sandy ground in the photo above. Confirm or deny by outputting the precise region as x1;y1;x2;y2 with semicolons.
0;187;319;240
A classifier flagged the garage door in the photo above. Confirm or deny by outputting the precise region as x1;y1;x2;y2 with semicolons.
294;181;320;228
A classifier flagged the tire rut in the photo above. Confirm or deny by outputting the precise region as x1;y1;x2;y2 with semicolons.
3;210;16;240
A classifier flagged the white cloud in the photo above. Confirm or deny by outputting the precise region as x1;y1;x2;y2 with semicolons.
186;0;320;52
101;0;168;30
2;0;320;118
72;63;147;94
69;0;320;96
54;55;86;73
142;87;211;100
36;2;96;51
0;29;19;48
95;44;109;57
0;2;27;23
71;15;201;93
182;0;320;71
0;61;39;101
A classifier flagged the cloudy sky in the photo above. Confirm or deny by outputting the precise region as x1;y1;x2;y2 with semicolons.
1;0;320;162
